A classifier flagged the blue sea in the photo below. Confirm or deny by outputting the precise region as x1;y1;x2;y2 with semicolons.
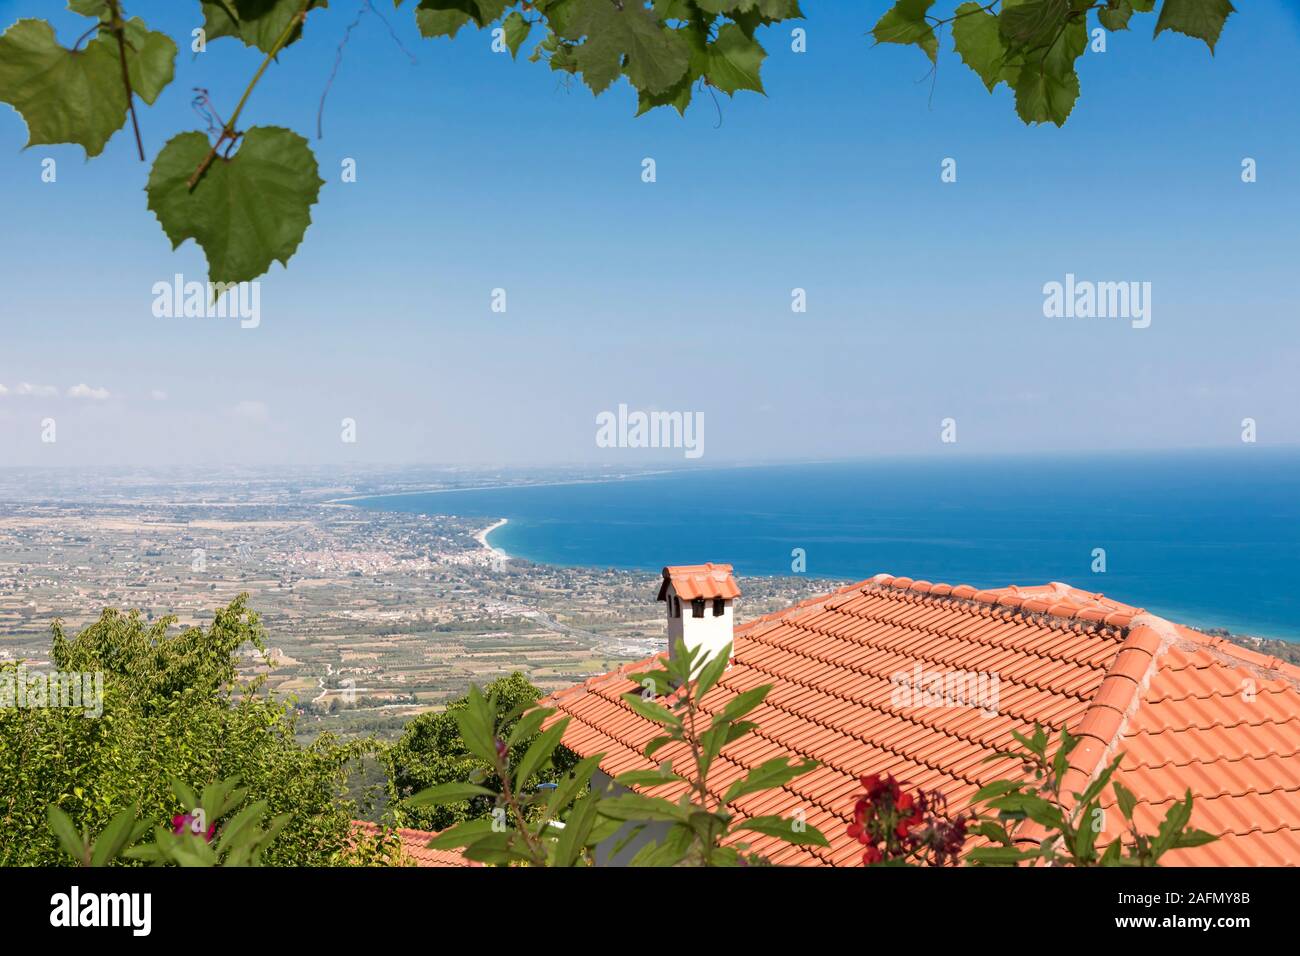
347;451;1300;641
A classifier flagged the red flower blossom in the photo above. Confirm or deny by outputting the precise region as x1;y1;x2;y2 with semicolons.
172;813;216;842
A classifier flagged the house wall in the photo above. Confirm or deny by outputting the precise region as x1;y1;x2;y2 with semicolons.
590;770;673;866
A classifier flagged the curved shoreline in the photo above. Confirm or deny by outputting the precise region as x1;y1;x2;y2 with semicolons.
475;518;509;560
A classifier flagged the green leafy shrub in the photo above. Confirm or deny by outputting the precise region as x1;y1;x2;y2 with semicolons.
383;672;582;832
419;640;829;866
0;597;374;866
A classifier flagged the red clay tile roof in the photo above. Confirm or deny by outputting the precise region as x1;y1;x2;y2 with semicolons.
349;821;480;868
545;573;1300;866
657;563;741;602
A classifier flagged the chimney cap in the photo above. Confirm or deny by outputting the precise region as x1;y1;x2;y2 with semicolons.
657;563;741;602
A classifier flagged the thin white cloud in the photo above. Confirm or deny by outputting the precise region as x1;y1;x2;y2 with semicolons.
150;389;168;401
67;383;111;401
0;384;7;397
14;383;59;397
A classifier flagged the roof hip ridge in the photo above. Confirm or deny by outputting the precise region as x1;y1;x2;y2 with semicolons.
1013;618;1180;850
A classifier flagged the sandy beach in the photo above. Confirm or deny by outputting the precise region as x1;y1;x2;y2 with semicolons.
475;518;509;560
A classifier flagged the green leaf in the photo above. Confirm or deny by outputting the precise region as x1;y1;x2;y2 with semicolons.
561;0;692;96
722;757;817;805
551;791;601;866
146;126;324;285
972;779;1025;802
614;767;683;788
406;781;496;806
546;753;604;818
952;2;1013;91
644;734;675;759
620;692;683;728
0;20;126;157
90;804;142;867
425;817;496;848
120;18;178;105
502;10;530;58
1097;0;1133;31
1173;828;1219;849
413;3;473;39
1100;837;1123;864
201;0;328;54
1113;780;1138;820
716;685;769;724
694;642;732;701
597;793;688;823
626;669;674;699
999;0;1070;54
988;794;1065;830
971;819;1012;845
1075;754;1123;810
872;0;938;64
200;778;243;822
453;683;501;764
513;718;568;791
412;0;507;28
704;23;765;95
1154;0;1234;53
967;845;1030;865
627;823;693;866
504;707;548;749
169;778;199;813
735;814;829;846
69;0;110;18
1012;15;1086;126
1153;789;1194;854
460;830;531;865
47;806;87;863
213;799;268;855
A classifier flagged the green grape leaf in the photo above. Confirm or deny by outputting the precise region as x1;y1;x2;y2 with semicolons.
0;19;127;157
413;5;473;39
636;19;707;116
120;18;178;105
655;0;699;18
68;0;109;18
1097;0;1134;31
61;5;178;104
872;0;938;64
695;0;801;16
704;21;765;95
999;0;1070;54
406;0;506;30
146;126;324;285
1154;0;1234;53
1012;14;1086;126
201;0;328;54
952;2;1013;91
561;0;692;96
1130;0;1156;10
502;10;530;58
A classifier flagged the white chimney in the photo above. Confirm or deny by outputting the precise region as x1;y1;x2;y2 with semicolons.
658;563;740;669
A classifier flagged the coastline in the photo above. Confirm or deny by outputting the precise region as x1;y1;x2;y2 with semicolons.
475;518;509;560
327;471;679;505
339;457;1300;646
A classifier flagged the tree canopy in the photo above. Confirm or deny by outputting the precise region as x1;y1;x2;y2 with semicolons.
0;597;371;866
384;671;581;831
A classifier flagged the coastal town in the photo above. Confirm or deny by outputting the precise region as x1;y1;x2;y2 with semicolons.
0;467;841;742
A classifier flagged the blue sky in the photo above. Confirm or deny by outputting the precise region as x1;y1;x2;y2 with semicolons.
1;1;1298;467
